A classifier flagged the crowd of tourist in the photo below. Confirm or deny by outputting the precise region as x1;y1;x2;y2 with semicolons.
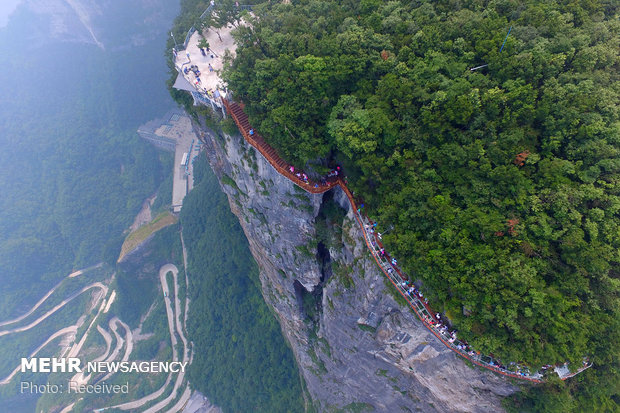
357;213;546;378
286;165;341;189
224;97;590;382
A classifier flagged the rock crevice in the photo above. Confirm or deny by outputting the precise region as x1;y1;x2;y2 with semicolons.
197;123;517;412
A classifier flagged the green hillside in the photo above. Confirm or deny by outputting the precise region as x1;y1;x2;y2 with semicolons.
181;156;304;412
217;0;618;411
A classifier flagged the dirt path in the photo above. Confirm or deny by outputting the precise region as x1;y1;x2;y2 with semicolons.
59;401;79;413
104;290;116;313
67;288;109;358
69;323;116;386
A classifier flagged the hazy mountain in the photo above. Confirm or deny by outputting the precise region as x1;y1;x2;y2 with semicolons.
0;0;179;319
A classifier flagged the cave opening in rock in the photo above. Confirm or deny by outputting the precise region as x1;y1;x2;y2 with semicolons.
293;279;321;323
292;191;347;324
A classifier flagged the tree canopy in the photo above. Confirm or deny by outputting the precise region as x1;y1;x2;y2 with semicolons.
221;0;619;407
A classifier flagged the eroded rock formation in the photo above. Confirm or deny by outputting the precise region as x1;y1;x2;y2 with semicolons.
196;122;518;412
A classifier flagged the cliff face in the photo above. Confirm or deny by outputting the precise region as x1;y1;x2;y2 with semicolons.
20;0;175;49
197;123;518;412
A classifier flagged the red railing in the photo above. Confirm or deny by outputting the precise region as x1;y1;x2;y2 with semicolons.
223;99;339;193
219;97;591;383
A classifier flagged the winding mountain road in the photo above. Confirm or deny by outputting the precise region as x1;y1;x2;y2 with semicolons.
0;282;107;337
0;264;109;389
0;263;103;328
103;263;190;412
0;327;78;385
142;264;190;413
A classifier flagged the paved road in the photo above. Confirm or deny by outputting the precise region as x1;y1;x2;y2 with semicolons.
104;263;190;412
0;263;103;328
143;264;190;413
105;318;125;362
117;318;134;362
0;282;107;337
160;264;180;362
170;386;192;412
82;317;134;384
98;318;129;382
181;231;191;328
0;267;108;387
0;326;77;384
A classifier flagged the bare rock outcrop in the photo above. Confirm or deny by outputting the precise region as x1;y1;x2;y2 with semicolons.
196;123;518;412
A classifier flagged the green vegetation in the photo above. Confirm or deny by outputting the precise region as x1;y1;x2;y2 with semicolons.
221;174;242;193
151;152;175;213
115;224;183;329
332;262;354;290
70;225;181;411
357;324;376;334
181;155;304;412
338;402;375;413
0;293;92;379
307;346;327;376
0;15;174;322
0;1;180;411
118;212;178;262
315;194;346;250
0;123;163;319
221;0;619;409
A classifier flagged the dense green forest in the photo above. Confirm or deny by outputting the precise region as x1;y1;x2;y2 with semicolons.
115;225;183;328
0;4;177;319
210;0;617;410
181;156;304;412
0;2;179;410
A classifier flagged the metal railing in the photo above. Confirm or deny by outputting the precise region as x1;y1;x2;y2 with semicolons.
182;27;196;50
353;211;593;381
176;4;592;384
220;98;593;383
199;4;216;19
354;213;546;381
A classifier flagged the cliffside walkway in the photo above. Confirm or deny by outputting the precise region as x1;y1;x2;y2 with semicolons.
224;100;340;193
220;98;591;383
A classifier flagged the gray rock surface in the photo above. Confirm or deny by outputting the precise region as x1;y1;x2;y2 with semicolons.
196;122;518;412
21;0;174;49
183;391;222;413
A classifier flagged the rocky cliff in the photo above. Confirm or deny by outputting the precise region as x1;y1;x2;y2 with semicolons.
196;121;519;412
18;0;175;49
